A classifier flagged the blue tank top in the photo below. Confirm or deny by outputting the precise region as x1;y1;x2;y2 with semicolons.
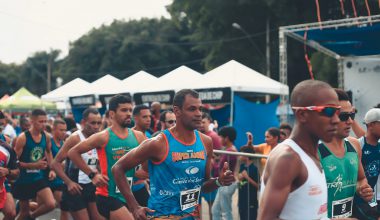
355;136;380;205
15;131;47;184
0;134;5;142
49;137;64;186
148;129;207;218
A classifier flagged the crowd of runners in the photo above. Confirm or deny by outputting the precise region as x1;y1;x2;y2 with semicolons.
0;79;379;220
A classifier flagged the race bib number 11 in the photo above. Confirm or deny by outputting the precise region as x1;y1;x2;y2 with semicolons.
180;188;201;211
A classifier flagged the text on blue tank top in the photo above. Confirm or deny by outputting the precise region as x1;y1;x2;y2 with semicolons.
148;130;207;217
17;131;47;183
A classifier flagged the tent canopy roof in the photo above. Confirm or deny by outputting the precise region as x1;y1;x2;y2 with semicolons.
123;71;158;93
150;66;203;92
1;87;56;111
193;60;289;95
41;78;90;101
75;74;126;96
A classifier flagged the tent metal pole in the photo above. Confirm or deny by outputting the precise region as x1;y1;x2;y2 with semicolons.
230;90;234;126
279;29;288;123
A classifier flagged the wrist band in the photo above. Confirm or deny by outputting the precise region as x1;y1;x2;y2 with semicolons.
215;177;223;187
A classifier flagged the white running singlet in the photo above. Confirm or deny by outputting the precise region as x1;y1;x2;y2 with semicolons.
261;139;328;220
74;130;99;184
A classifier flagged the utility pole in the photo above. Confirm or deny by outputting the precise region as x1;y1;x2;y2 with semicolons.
265;17;271;103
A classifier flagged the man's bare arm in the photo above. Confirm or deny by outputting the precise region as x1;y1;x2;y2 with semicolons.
258;148;300;220
45;132;54;166
51;135;80;184
67;130;107;176
112;136;165;219
200;134;219;192
352;120;365;138
348;136;373;201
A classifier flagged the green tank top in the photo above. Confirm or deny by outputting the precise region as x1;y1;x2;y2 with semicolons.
96;127;139;203
318;140;359;218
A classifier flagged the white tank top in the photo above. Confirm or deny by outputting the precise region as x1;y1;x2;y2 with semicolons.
74;130;99;184
261;139;328;220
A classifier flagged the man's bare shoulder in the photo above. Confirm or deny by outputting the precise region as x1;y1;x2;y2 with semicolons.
269;143;301;161
65;132;81;145
346;136;361;152
143;133;167;147
266;143;302;177
198;132;212;146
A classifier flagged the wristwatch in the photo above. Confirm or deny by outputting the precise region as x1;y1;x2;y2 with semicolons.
88;171;97;179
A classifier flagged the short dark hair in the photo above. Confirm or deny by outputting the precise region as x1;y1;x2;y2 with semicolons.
218;126;237;142
279;123;292;132
82;108;99;120
0;111;5;119
133;105;150;116
334;88;349;101
109;94;132;112
20;117;29;126
267;127;281;140
240;146;255;161
64;117;77;132
53;119;66;127
160;110;173;122
202;112;212;121
31;109;46;117
173;89;199;109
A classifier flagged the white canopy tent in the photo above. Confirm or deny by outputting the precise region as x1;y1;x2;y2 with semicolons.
123;71;158;93
78;74;126;96
139;66;203;92
192;60;289;95
41;78;91;102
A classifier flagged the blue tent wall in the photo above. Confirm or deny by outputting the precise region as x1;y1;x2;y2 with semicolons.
210;104;231;129
233;94;280;148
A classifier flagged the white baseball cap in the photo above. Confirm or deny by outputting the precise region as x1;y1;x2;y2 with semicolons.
364;108;380;124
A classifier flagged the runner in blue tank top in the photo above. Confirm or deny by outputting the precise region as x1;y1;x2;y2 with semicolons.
13;109;56;219
50;119;70;220
352;108;380;219
132;105;153;207
112;89;235;220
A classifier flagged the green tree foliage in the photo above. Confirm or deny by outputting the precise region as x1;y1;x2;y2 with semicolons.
0;62;23;96
21;50;60;96
1;0;378;97
58;18;202;82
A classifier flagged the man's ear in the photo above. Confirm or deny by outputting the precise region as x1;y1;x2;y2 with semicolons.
295;109;308;124
173;106;181;116
109;110;115;119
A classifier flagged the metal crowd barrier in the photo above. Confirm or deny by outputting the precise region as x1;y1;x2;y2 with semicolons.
205;149;268;220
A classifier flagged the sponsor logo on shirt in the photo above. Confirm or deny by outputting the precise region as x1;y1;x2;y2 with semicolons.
318;203;327;215
173;177;203;185
30;146;43;162
185;166;199;175
327;174;356;196
308;185;323;196
172;150;205;162
159;190;175;196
